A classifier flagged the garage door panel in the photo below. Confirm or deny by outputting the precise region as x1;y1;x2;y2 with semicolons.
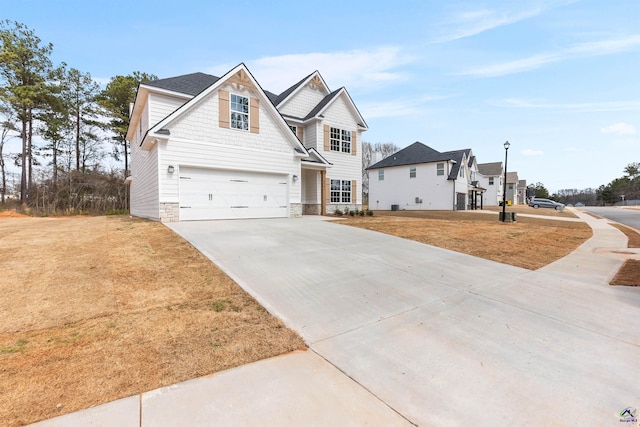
179;168;288;220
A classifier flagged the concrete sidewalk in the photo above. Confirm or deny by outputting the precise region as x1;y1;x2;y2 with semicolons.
32;210;640;426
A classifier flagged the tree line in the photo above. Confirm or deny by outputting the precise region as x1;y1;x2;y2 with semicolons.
0;20;156;213
537;162;638;206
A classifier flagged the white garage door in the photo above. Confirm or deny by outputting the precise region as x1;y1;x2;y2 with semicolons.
179;168;289;220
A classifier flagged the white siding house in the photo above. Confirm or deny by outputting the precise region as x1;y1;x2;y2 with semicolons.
367;142;484;211
126;64;367;221
477;162;503;207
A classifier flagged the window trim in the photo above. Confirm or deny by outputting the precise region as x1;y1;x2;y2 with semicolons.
330;179;352;203
230;93;249;131
330;127;351;153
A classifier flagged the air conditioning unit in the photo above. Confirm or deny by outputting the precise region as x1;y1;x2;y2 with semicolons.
415;197;423;204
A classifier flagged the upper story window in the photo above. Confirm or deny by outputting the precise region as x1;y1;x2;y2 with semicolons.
436;163;444;176
289;125;297;134
489;177;494;185
230;94;249;130
410;166;416;178
378;169;384;181
330;127;351;153
459;168;465;178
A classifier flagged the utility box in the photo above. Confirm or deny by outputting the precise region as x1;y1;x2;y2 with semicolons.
391;204;399;211
499;212;517;222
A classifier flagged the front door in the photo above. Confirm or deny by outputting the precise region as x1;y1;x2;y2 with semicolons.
456;193;466;211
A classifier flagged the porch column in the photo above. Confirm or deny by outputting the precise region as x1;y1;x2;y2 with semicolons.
320;170;327;215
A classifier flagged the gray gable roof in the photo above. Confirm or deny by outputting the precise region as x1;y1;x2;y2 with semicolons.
303;88;341;120
274;72;315;106
367;142;470;179
144;72;219;96
478;162;503;176
142;71;308;108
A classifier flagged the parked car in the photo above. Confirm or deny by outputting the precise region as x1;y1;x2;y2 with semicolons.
528;197;565;211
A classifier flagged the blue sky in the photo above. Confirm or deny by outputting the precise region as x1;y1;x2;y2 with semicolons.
4;0;640;193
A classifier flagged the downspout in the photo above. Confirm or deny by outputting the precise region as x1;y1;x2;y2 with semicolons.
449;161;456;211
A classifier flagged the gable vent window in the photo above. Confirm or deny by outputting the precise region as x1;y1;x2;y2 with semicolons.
410;166;416;178
230;94;249;130
437;163;444;176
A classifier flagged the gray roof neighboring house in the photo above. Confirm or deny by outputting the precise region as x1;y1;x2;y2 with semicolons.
367;142;472;180
144;72;219;97
477;162;503;176
506;171;519;184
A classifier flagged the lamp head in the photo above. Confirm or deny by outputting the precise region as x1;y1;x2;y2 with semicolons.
504;141;510;150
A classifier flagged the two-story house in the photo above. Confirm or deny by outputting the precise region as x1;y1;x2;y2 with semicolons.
367;142;484;211
125;63;367;221
477;162;504;206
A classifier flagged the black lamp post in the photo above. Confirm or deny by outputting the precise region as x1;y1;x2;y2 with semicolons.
501;141;510;222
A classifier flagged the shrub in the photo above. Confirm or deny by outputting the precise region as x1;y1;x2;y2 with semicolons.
349;210;356;216
359;210;365;216
334;208;343;216
366;210;374;216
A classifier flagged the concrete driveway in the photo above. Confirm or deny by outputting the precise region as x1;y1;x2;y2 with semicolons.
169;213;640;426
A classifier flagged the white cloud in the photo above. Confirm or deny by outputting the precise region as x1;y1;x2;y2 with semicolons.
434;1;578;43
600;122;637;135
522;148;544;156
459;34;640;77
360;94;455;119
206;47;415;94
492;98;640;113
564;146;583;152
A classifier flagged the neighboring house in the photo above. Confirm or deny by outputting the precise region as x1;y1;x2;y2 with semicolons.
477;162;503;206
367;142;484;211
506;172;519;205
517;179;527;204
125;63;367;222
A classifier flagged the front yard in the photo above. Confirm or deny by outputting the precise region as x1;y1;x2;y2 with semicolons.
0;216;305;426
0;209;594;425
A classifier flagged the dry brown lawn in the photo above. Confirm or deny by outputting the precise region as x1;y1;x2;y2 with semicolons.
0;215;305;426
343;210;591;270
609;223;640;286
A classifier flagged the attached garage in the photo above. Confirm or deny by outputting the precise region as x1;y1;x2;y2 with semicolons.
179;167;289;220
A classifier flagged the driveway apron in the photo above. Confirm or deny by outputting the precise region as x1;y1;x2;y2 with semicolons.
169;216;640;426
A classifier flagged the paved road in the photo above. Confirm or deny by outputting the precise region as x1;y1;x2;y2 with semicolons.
581;206;640;230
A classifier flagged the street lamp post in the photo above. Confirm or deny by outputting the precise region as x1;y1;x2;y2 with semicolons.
501;141;510;222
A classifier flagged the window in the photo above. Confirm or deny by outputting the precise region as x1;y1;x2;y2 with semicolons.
459;168;465;178
230;94;249;130
330;127;351;153
330;179;351;203
437;163;444;176
288;125;297;135
410;166;416;178
508;184;513;190
378;169;384;181
489;177;494;185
